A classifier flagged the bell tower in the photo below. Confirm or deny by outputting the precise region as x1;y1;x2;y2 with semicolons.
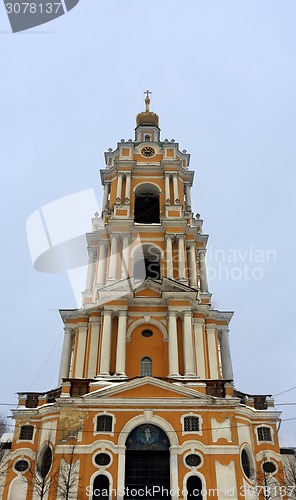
59;91;234;387
3;95;283;500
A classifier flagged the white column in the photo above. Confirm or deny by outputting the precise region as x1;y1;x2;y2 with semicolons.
168;311;179;376
87;319;101;378
183;311;195;376
165;173;171;204
206;325;219;379
116;173;123;203
172;174;179;203
178;235;186;280
121;234;130;279
97;241;108;286
116;311;127;375
108;234;118;280
125;172;131;203
102;182;110;212
165;235;174;279
58;326;73;384
117;446;126;500
219;328;234;380
74;324;88;378
170;451;179;500
193;319;206;379
85;248;96;291
100;310;112;375
184;182;192;210
188;242;197;287
199;250;209;292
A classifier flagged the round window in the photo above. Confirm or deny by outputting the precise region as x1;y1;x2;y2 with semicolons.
15;459;29;472
185;454;202;467
142;329;153;338
95;453;111;467
263;461;277;474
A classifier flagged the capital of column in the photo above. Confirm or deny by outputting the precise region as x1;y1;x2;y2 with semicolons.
89;316;101;326
192;317;204;325
206;324;216;333
64;325;74;334
103;310;113;318
183;310;192;318
77;324;88;334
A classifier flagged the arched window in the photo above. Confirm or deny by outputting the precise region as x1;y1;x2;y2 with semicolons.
186;476;203;499
134;245;161;281
141;357;152;376
144;134;151;141
134;184;160;224
96;415;113;433
92;475;109;499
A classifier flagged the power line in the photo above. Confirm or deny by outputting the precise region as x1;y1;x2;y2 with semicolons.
274;386;296;397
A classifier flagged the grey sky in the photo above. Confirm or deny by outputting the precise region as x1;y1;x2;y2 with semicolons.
1;0;296;445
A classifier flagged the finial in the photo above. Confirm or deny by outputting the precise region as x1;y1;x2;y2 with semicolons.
144;90;152;111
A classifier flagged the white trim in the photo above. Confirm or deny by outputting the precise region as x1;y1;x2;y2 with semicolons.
181;412;203;437
126;318;168;340
133;180;161;193
254;425;274;445
92;450;113;469
88;470;113;500
93;412;116;437
183;471;207;500
240;443;256;483
117;414;178;447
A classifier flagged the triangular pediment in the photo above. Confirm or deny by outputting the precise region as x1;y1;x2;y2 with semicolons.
83;377;212;402
134;277;200;296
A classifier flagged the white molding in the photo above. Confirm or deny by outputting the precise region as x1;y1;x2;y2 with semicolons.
126;317;168;340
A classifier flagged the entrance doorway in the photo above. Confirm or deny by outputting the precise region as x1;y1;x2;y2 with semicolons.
125;424;171;500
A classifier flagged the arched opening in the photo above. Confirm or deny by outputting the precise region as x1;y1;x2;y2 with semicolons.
141;356;152;376
125;424;170;499
92;475;109;499
134;184;160;224
134;244;161;281
186;476;203;499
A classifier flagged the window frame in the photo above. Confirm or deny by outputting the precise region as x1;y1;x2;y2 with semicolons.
140;356;152;377
18;425;35;442
255;425;274;444
181;413;203;436
93;412;115;437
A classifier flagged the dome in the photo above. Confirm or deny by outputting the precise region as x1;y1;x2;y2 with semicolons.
136;92;159;127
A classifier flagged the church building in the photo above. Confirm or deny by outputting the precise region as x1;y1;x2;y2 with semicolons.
2;94;283;499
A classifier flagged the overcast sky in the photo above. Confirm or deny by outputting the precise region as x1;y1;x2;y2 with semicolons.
1;0;296;445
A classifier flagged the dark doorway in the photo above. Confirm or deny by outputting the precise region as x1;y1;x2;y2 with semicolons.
186;476;203;500
134;246;161;281
134;192;160;224
125;425;170;500
92;474;109;499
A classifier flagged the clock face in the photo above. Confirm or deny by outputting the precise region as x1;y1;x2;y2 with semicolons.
141;146;156;157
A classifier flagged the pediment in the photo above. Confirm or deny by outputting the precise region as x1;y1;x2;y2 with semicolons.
83;377;212;402
134;277;199;296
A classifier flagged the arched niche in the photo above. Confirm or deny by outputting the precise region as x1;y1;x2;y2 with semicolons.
134;183;160;224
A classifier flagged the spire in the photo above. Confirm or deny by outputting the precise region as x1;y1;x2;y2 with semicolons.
136;90;159;128
144;90;152;111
